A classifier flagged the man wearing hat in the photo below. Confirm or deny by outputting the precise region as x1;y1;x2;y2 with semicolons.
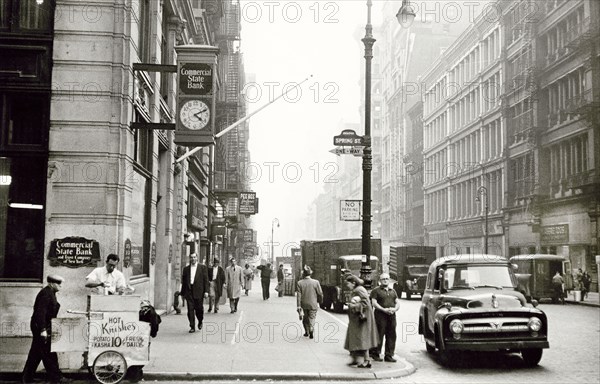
296;265;323;339
369;273;400;362
207;257;225;313
22;275;71;384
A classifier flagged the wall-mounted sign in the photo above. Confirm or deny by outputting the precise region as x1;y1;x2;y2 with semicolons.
541;224;569;244
48;237;100;268
124;239;132;268
168;244;173;264
340;200;362;221
150;242;156;265
178;63;213;96
131;245;143;276
239;191;257;215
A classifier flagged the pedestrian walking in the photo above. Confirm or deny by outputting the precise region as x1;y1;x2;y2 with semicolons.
243;264;254;296
575;268;583;291
344;274;378;368
208;258;225;313
369;273;400;362
581;271;591;300
22;275;72;384
277;264;285;297
296;265;323;339
256;263;273;300
551;271;565;304
180;253;209;332
225;257;243;313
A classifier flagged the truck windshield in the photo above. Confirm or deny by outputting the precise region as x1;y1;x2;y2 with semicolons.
345;259;378;275
407;266;428;275
443;265;517;290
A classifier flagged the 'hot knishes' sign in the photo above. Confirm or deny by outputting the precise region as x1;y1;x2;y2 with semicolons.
87;312;151;365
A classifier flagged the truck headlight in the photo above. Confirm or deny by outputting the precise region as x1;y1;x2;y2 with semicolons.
528;317;542;332
449;319;464;334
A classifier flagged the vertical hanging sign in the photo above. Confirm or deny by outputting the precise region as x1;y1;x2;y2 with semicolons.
174;45;219;146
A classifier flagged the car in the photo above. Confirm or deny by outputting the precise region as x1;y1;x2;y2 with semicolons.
418;254;550;367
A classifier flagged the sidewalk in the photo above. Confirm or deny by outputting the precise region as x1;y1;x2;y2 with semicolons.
142;284;415;381
564;290;600;307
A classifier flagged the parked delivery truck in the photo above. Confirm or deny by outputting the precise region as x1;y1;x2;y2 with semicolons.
300;238;381;312
389;245;436;299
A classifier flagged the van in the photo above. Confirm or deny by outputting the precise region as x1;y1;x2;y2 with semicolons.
509;254;573;302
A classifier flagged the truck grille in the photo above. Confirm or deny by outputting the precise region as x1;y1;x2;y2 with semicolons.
460;317;530;334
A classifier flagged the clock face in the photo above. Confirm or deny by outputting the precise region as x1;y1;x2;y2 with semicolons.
179;99;210;130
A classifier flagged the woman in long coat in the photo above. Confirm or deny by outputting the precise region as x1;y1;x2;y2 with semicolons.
243;264;254;295
225;258;244;313
344;274;379;368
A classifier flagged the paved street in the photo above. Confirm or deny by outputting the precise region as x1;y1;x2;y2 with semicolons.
370;297;599;384
1;286;597;384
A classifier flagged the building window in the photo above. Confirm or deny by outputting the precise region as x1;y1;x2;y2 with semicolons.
0;0;53;32
131;111;153;277
511;153;535;201
137;0;151;62
0;92;49;281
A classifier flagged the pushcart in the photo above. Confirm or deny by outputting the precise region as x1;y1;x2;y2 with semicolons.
53;295;151;384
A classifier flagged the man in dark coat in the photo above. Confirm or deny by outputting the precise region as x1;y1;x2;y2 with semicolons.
22;275;70;384
207;258;225;313
180;254;209;333
256;263;273;300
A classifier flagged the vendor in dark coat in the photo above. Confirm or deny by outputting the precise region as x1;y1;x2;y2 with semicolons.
22;274;70;384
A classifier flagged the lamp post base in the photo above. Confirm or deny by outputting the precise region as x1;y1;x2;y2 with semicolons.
360;264;373;290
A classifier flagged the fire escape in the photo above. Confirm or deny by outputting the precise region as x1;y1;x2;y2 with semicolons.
213;0;250;258
505;1;540;212
563;6;600;202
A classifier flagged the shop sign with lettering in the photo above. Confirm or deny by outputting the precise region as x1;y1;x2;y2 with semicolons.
239;192;257;215
541;224;569;244
87;312;150;365
179;63;213;96
48;237;100;268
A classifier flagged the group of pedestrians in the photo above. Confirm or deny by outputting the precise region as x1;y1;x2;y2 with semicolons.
344;273;400;367
181;254;253;333
294;265;401;368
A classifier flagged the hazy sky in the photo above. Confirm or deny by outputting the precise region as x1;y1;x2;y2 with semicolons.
241;1;383;260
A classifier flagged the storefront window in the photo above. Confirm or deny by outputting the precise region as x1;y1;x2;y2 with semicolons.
0;156;46;281
0;0;53;32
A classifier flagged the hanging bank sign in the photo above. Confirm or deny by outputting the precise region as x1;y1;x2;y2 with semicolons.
174;45;219;147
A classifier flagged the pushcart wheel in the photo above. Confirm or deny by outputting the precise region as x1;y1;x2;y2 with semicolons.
93;351;127;384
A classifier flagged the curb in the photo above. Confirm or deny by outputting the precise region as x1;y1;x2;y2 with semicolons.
143;359;416;381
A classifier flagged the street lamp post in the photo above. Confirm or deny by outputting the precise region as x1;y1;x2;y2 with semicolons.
271;218;280;265
476;186;489;254
360;0;376;289
358;0;415;288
